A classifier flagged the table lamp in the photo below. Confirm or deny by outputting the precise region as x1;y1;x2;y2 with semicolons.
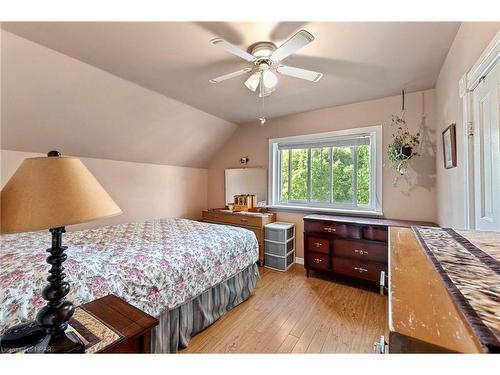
0;151;122;353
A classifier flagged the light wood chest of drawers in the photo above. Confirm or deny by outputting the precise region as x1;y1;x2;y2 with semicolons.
202;209;277;266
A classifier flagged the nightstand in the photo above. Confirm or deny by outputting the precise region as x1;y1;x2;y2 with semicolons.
82;295;158;353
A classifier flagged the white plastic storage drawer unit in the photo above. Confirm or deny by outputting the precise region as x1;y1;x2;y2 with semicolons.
265;222;295;243
264;222;295;271
265;251;295;271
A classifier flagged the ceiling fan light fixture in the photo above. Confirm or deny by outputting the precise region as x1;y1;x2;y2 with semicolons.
262;70;278;89
253;48;272;58
244;72;261;92
249;42;276;58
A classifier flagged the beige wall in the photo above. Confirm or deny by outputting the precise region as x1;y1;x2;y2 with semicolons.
435;22;500;228
208;89;438;258
1;150;207;231
1;30;237;168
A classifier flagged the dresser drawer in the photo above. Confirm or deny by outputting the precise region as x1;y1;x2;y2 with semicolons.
307;252;330;271
332;257;386;283
363;226;388;242
333;239;387;263
229;215;262;227
202;211;226;222
306;236;330;254
304;221;361;238
202;211;261;227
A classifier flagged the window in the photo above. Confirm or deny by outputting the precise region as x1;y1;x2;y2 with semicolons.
269;126;382;214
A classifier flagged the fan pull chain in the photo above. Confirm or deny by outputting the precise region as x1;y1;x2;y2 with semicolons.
259;72;266;125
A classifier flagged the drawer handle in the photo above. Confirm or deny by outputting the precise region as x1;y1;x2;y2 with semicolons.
354;249;368;255
240;219;248;222
379;271;386;296
314;242;323;248
323;227;336;233
354;267;368;273
313;258;323;264
373;336;387;354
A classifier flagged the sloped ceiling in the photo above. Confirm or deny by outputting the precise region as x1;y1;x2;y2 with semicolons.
0;30;237;168
2;22;460;124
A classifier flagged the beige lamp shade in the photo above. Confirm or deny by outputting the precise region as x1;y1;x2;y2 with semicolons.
1;155;122;234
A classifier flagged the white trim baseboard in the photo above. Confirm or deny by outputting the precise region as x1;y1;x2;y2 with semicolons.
295;256;304;265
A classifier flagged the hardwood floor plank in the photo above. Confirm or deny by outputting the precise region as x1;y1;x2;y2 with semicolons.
277;334;299;353
180;264;387;353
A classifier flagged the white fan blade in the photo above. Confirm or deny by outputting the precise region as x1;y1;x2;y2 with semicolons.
270;30;314;62
277;65;323;82
211;38;256;62
209;68;252;83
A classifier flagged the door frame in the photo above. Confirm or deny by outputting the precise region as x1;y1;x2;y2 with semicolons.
459;30;500;229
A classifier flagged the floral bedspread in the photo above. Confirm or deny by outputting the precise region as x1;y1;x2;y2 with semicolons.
0;218;259;332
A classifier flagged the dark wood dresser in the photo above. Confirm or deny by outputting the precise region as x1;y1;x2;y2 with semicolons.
303;214;435;291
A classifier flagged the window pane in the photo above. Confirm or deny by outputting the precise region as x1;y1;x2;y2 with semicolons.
290;149;308;201
311;147;331;202
332;146;354;203
280;149;289;201
357;145;370;206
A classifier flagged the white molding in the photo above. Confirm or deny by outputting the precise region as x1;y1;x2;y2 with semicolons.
460;30;500;230
268;204;383;217
295;257;304;265
459;73;468;98
268;125;381;144
463;91;475;229
466;30;500;91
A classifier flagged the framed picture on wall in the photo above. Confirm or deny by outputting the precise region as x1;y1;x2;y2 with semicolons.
442;123;457;169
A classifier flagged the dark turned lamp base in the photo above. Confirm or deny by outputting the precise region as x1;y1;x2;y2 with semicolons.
0;226;85;353
28;330;84;353
0;321;84;353
0;321;46;350
0;151;84;354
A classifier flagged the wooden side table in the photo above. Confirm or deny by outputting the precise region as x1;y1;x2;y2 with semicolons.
82;295;158;353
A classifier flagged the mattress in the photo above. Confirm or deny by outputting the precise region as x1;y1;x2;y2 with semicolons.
0;217;259;332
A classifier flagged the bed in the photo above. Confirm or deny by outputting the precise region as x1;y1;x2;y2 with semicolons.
0;217;260;353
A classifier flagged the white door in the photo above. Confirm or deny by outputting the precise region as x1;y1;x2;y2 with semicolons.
473;60;500;231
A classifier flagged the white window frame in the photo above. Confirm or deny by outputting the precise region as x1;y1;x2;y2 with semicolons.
268;125;383;216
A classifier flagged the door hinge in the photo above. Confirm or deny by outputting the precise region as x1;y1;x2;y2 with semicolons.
468;122;474;137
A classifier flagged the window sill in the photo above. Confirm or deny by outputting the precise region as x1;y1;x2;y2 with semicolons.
267;204;384;217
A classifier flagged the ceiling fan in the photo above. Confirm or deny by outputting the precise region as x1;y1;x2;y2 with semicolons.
209;29;323;97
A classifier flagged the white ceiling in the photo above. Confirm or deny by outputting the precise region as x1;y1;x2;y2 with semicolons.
1;22;460;124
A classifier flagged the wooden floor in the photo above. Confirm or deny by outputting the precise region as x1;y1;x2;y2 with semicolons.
181;264;387;353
